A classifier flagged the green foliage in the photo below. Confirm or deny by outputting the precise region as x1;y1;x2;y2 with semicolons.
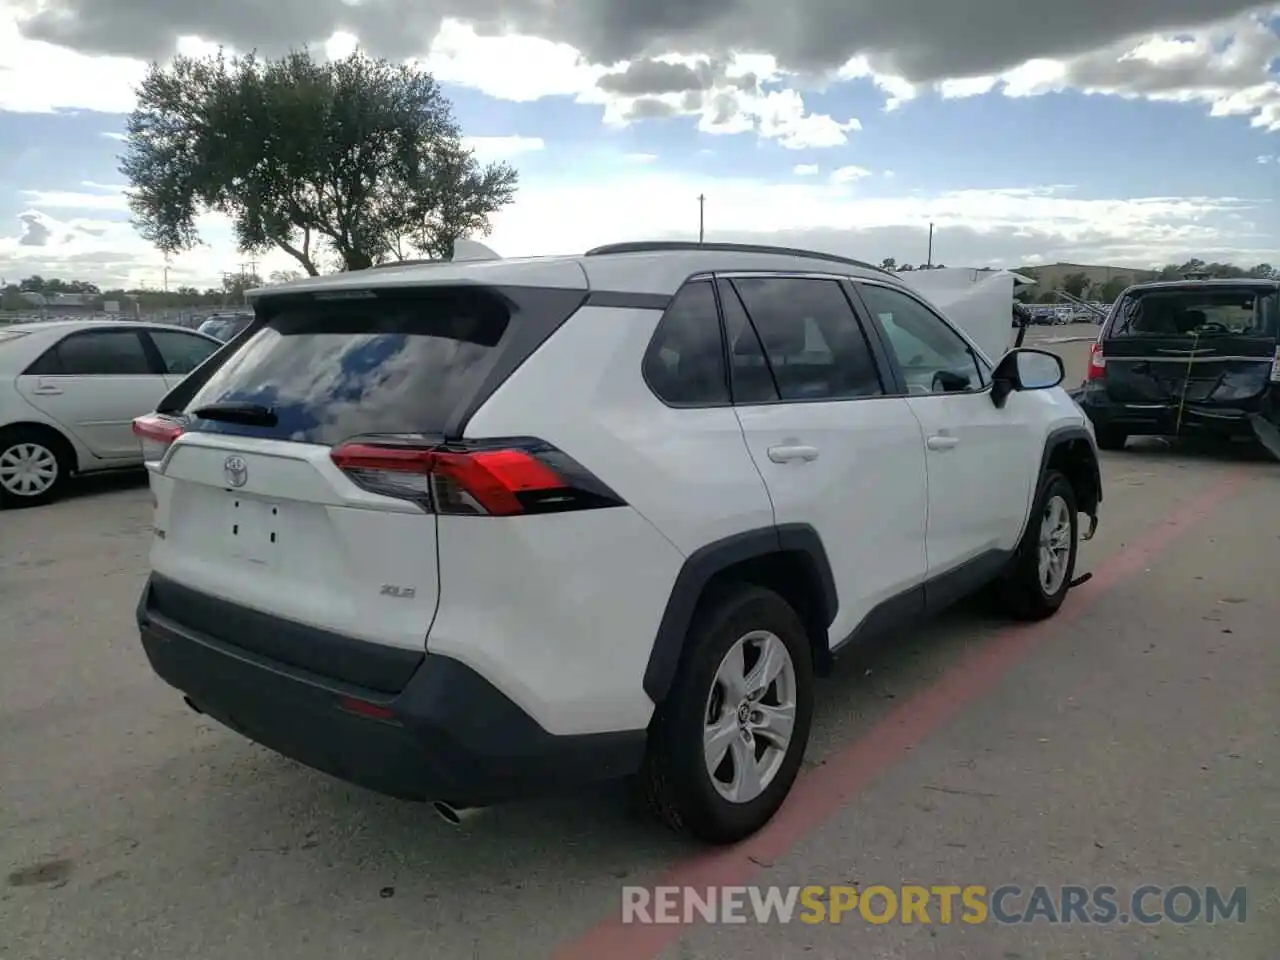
120;48;518;274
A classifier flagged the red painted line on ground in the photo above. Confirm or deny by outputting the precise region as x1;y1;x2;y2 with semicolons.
554;468;1252;960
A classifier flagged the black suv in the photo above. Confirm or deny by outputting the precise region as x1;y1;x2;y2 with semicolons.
1077;278;1280;452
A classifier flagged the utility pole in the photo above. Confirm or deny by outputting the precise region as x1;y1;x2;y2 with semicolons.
162;255;170;293
926;222;934;269
698;194;706;244
237;260;259;306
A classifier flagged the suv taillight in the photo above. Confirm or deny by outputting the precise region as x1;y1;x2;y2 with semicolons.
1086;342;1106;381
132;413;185;462
329;438;626;516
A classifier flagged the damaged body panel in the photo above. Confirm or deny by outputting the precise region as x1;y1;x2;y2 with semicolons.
1077;279;1280;458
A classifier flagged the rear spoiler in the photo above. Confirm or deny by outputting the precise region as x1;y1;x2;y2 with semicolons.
452;240;501;262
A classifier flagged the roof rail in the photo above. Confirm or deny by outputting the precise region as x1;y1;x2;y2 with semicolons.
365;259;443;270
582;241;893;276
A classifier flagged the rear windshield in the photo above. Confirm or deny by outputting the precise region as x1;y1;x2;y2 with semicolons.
1109;287;1279;338
181;290;511;445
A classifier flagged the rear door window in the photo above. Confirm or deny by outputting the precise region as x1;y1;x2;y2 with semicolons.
26;329;154;376
730;276;884;401
181;290;513;445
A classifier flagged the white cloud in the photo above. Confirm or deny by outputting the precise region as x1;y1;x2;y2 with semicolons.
461;135;546;160
883;169;896;178
416;20;604;103
831;165;872;183
0;19;143;112
1259;154;1275;163
623;152;659;163
938;10;1280;132
21;183;131;211
101;131;127;142
793;164;819;175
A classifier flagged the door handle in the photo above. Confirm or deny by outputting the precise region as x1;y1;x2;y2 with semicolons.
926;435;959;451
767;444;820;463
31;384;63;395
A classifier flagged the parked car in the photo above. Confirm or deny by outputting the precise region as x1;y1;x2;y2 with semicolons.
1076;278;1280;455
0;320;222;507
197;313;254;342
131;241;1103;844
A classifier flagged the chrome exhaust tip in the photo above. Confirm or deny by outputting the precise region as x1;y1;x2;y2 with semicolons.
432;801;486;826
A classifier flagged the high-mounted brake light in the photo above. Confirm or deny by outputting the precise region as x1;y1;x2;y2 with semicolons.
329;438;625;516
1086;342;1106;381
132;413;185;462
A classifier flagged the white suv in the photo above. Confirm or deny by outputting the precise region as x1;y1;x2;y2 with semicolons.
133;242;1102;844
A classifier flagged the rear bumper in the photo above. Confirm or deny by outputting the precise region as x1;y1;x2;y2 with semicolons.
1077;384;1265;438
136;577;647;806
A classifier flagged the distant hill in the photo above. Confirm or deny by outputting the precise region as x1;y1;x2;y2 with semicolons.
1016;262;1159;290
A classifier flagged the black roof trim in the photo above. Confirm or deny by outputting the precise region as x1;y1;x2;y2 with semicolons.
583;241;895;277
1126;278;1280;291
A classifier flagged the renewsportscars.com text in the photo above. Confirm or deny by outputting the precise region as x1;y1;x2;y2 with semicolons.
621;884;1247;926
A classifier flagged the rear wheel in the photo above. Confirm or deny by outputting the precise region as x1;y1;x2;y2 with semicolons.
640;584;814;844
1093;425;1128;451
0;427;71;508
997;470;1078;621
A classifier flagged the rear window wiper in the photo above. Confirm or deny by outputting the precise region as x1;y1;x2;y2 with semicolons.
191;401;278;426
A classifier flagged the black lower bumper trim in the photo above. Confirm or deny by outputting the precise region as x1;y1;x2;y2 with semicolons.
1079;393;1263;439
137;578;647;806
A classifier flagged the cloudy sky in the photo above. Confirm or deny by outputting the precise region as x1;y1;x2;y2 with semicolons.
0;0;1278;290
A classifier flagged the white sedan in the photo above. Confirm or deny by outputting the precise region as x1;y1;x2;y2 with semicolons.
0;320;223;507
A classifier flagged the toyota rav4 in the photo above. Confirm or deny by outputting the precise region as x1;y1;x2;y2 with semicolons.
132;241;1102;844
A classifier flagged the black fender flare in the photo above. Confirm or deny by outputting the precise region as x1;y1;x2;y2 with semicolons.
1034;424;1103;522
642;523;838;705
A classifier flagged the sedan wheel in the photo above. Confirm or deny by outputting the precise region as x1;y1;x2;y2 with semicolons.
0;441;59;498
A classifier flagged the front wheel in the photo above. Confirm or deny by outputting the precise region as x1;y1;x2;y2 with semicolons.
640;584;814;845
997;470;1079;621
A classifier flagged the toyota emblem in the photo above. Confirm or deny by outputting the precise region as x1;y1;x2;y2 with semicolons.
224;455;248;488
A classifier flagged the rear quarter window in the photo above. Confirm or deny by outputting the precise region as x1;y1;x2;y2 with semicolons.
181;290;513;445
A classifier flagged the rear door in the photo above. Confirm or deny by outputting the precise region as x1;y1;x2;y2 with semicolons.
1102;286;1278;407
147;284;576;655
16;326;169;460
724;274;929;647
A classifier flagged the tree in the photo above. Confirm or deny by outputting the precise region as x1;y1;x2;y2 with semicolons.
879;257;897;271
1097;275;1130;303
1060;272;1090;298
121;48;518;275
268;269;302;285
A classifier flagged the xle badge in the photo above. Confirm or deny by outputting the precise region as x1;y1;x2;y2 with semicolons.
380;585;417;599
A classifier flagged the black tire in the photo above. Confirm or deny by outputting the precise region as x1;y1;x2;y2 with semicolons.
0;426;72;509
997;470;1079;621
1093;425;1128;451
640;583;815;845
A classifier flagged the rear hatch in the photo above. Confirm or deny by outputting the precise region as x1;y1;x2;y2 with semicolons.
1100;285;1279;407
140;277;587;689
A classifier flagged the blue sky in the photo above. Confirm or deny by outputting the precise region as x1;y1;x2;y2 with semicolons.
1;5;1278;289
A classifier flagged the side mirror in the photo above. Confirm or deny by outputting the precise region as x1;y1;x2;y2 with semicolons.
991;348;1065;408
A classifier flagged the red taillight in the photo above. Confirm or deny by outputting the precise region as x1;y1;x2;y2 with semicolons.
329;439;615;516
1086;342;1106;381
132;413;184;462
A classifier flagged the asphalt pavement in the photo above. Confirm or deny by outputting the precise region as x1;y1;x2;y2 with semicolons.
2;334;1276;960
